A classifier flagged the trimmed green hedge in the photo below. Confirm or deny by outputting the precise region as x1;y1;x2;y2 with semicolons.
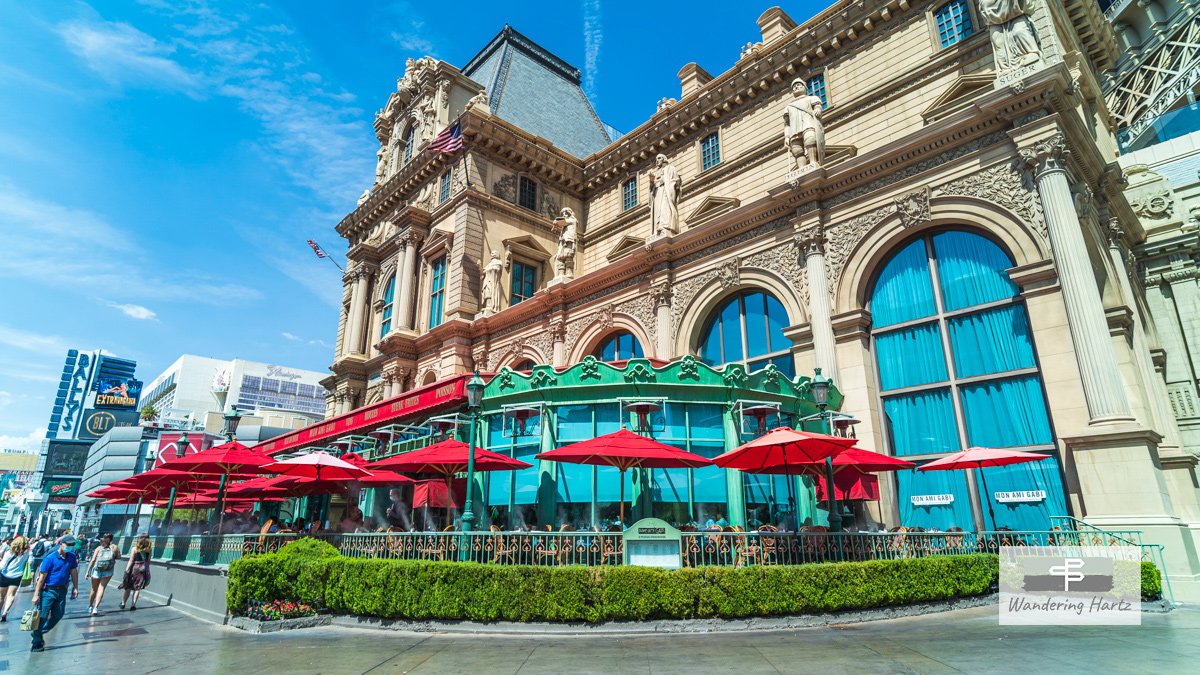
229;552;1000;623
1141;561;1163;601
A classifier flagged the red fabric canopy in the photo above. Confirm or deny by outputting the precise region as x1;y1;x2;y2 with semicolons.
338;452;415;486
263;451;373;481
917;447;1049;471
412;478;466;509
814;470;880;501
114;468;218;490
536;429;713;471
370;439;532;476
752;447;915;475
714;427;854;471
225;475;295;498
162;441;275;476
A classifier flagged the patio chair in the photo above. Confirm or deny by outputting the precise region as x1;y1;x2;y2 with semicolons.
732;526;761;569
887;526;909;558
757;525;779;565
241;519;274;556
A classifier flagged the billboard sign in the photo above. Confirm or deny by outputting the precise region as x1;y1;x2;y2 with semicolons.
94;377;142;409
79;408;141;441
46;479;80;504
154;432;217;468
44;440;90;479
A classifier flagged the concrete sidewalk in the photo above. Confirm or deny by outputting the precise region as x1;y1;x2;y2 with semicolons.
2;592;1196;673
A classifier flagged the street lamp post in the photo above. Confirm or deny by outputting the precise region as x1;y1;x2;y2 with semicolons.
458;371;486;560
809;368;842;533
163;431;189;529
214;406;242;533
223;405;243;441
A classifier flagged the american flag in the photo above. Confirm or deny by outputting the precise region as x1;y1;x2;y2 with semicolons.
427;121;463;153
306;239;328;259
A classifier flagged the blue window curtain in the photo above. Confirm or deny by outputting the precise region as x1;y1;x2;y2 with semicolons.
960;375;1052;448
897;470;975;531
870;239;936;327
974;456;1067;530
932;231;1017;311
947;305;1036;378
882;389;960;456
874;322;949;390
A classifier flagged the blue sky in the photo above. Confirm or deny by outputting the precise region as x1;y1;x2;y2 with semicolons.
0;1;822;451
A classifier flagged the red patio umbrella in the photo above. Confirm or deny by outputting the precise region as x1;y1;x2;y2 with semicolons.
339;452;415;487
263;451;373;481
917;447;1050;530
713;427;854;471
752;447;916;475
536;429;712;528
370;439;532;528
162;441;276;532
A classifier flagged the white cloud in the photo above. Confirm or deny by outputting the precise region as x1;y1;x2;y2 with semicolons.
581;0;602;104
103;301;158;320
56;19;202;97
0;428;46;454
281;331;301;341
309;338;331;348
0;181;263;305
0;325;73;357
281;331;331;349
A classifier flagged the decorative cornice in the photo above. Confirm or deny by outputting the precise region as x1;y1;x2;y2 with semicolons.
1019;133;1071;178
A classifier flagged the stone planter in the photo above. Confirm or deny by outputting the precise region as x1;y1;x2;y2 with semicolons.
229;614;330;634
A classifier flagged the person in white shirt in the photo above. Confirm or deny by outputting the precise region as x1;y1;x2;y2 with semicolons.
0;535;31;622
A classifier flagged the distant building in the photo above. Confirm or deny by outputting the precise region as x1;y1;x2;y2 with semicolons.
139;355;329;431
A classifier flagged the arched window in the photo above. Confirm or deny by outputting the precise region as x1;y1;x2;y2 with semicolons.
594;331;644;361
699;290;794;378
402;126;415;166
380;275;395;337
870;230;1064;531
511;359;535;371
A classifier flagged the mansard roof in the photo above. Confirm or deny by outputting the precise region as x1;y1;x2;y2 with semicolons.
463;25;613;159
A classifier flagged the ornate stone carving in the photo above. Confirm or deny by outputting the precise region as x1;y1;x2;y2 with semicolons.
656;97;677;112
496;368;515;390
492;174;517;202
670;270;717;336
894;187;931;229
615;294;656;346
650;280;672;308
936;162;1047;243
540;190;559;218
783;78;826;172
550;318;567;343
744;241;805;307
472;345;490;372
465;90;489;113
718;257;741;289
480;251;503;316
596;304;614;330
825;203;896;295
623;363;656;383
677;354;700;380
580;355;601;380
650;154;682;237
1130;189;1175;220
1019;133;1070;177
530;369;557;388
722;365;749;387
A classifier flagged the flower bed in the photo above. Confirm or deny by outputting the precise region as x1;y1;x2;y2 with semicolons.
243;599;318;622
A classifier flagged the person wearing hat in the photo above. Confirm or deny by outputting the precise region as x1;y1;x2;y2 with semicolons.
29;535;79;653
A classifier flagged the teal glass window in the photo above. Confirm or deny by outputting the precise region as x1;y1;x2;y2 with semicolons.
428;255;446;328
701;132;721;170
595;331;644;361
934;0;974;48
699;290;794;377
439;169;452;203
510;261;537;305
872;230;1056;529
380;275;395;337
518;176;537;210
621;176;637;211
807;74;828;108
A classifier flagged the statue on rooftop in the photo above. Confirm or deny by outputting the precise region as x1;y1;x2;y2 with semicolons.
650;154;682;237
783;78;825;173
977;0;1042;72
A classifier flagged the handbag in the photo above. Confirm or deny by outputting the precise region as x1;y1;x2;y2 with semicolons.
20;608;40;631
20;560;33;587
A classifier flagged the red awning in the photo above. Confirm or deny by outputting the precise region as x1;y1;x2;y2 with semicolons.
254;373;473;456
814;471;880;501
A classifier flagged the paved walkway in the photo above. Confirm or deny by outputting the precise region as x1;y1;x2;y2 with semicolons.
1;591;1196;673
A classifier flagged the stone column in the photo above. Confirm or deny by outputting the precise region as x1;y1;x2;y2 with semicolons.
396;233;420;331
797;225;838;377
652;280;673;359
1021;134;1133;423
551;319;567;368
343;267;370;356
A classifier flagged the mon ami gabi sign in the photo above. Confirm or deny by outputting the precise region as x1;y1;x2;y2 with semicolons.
255;374;470;456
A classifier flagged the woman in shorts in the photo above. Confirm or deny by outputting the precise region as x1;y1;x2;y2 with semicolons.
84;533;121;615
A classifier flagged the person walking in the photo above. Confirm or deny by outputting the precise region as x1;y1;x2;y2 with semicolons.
118;535;152;610
30;535;79;653
0;535;30;621
28;534;51;576
84;533;120;615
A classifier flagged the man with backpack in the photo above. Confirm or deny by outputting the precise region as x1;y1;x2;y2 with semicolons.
27;535;50;583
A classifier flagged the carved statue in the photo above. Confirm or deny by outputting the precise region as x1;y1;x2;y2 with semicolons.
650;154;682;237
375;147;388;184
466;90;489;112
978;0;1041;72
783;78;825;172
481;250;503;314
554;208;578;280
357;189;371;206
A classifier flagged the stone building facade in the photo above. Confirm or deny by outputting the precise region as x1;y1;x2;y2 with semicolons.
323;2;1200;596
